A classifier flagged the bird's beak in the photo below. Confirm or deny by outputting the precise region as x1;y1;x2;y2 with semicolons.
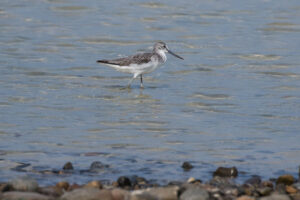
167;49;184;60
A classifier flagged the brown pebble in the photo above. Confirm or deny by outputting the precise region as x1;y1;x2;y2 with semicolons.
68;183;81;191
261;181;273;188
85;181;103;189
236;195;255;200
286;185;297;194
276;174;295;185
112;181;119;187
56;181;69;190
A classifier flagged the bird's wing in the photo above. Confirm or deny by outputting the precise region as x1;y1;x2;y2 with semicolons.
97;53;153;66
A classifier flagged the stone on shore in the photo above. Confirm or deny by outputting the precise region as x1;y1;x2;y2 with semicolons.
56;181;70;190
260;193;291;200
179;185;209;200
1;191;53;200
276;174;295;185
117;176;132;188
213;166;238;177
89;161;109;172
10;176;39;192
84;180;103;189
236;195;255;200
60;188;112;200
131;186;179;200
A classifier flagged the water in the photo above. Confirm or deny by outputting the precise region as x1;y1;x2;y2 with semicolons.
0;0;300;185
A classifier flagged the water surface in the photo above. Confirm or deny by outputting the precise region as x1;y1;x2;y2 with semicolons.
0;0;300;185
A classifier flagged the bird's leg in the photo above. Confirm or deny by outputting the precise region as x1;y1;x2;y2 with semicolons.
127;74;138;88
140;74;144;88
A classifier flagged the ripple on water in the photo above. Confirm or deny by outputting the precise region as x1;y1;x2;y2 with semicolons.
238;54;281;61
261;22;300;32
256;71;299;78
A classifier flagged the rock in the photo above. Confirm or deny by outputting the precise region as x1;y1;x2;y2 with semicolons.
0;183;13;192
130;192;157;200
236;195;255;200
182;162;194;171
56;181;69;190
291;193;300;200
276;174;295;185
11;176;39;192
60;188;113;200
131;186;178;200
148;186;179;200
84;180;103;189
179;185;209;200
213;166;238;177
89;161;109;172
260;193;291;200
286;185;297;194
261;181;274;188
38;186;64;197
209;176;236;188
257;187;273;196
63;162;74;170
117;176;132;188
244;176;261;186
1;191;53;200
276;183;287;194
111;188;130;200
68;183;81;191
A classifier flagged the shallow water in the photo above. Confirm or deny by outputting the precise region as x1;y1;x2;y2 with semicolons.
0;0;300;185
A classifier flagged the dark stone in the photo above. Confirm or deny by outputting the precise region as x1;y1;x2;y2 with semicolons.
276;174;295;185
117;176;131;188
89;161;109;172
0;183;13;192
213;166;238;177
63;162;74;170
182;162;194;171
244;175;261;186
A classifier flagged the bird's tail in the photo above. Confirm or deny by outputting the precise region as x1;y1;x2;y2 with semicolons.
97;60;110;64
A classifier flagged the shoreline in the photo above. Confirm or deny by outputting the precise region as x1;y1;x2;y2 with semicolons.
1;164;299;200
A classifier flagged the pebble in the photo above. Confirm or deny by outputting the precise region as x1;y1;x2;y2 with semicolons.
260;193;291;200
257;186;273;196
244;176;261;186
60;188;112;200
38;186;64;197
182;162;194;171
117;176;132;188
62;162;74;170
1;191;53;200
10;176;39;192
0;183;13;192
84;180;103;189
111;188;130;200
285;185;297;194
213;166;238;177
56;181;69;190
236;195;255;200
179;185;209;200
276;174;295;185
132;186;179;200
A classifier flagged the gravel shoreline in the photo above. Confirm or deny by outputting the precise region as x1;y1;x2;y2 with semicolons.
1;163;299;200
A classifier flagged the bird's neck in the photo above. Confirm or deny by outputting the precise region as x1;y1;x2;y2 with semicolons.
156;50;167;63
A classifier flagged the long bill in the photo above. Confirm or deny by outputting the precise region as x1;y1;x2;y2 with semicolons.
168;49;184;60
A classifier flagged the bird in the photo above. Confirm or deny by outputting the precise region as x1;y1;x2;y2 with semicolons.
97;41;184;88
